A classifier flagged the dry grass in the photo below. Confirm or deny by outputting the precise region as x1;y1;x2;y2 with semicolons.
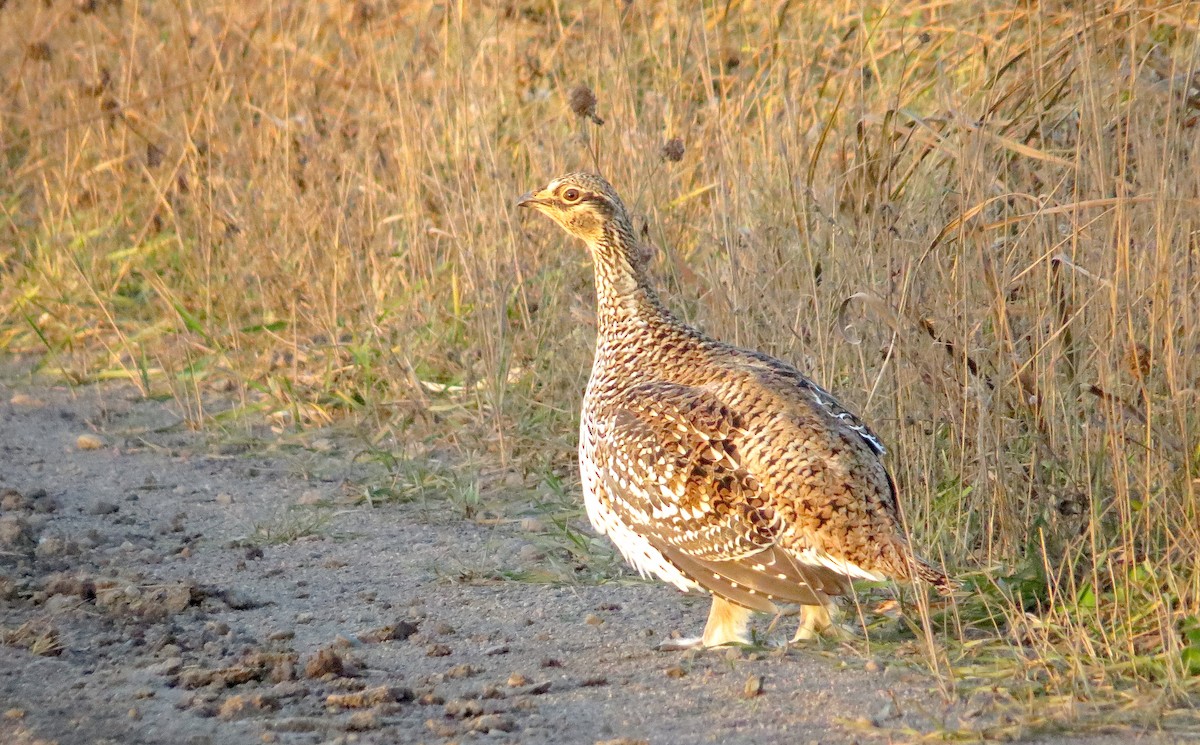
2;0;1199;733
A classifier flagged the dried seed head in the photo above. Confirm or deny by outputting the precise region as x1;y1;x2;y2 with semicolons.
354;2;375;25
1124;342;1151;378
568;85;596;116
27;42;52;62
569;85;604;125
83;67;112;97
100;96;121;123
661;137;685;162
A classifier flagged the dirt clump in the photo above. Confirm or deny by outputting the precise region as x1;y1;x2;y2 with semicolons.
179;650;299;689
304;647;347;679
0;516;36;553
94;579;202;621
326;685;413;709
359;618;419;643
217;692;280;720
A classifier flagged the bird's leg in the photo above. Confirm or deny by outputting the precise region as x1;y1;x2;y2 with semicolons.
791;600;858;642
702;595;752;647
658;596;751;651
792;600;838;642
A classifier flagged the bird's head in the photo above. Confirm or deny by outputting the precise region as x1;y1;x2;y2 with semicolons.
517;172;629;245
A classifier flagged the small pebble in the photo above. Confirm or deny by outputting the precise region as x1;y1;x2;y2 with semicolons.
479;684;505;699
519;517;544;532
345;710;379;731
584;613;603;626
664;666;686;679
147;658;184;676
425;718;458;737
35;536;69;558
1;490;27;511
444;663;477;679
76;434;105;450
742;674;763;698
10;393;43;407
506;673;530;687
443;698;482;718
221;589;257;610
204;620;231;636
359;619;419;643
873;701;900;723
517;544;544;562
296;489;323;505
470;713;516;733
304;648;345;678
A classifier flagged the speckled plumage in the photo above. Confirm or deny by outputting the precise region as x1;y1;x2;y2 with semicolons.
518;172;951;647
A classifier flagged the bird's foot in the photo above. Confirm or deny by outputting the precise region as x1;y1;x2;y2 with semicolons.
656;636;704;652
657;635;752;651
789;602;856;644
790;622;858;643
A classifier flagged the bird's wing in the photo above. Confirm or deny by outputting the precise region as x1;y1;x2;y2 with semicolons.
737;348;888;456
595;381;848;612
719;351;956;593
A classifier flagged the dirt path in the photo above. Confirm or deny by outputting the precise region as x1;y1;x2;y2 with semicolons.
0;382;1170;745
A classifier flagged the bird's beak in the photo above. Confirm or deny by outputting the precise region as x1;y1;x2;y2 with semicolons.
516;189;546;209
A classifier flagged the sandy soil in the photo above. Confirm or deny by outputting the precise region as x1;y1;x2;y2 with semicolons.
0;381;1175;745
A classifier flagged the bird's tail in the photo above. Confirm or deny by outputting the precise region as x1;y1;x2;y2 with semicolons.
913;555;957;596
892;541;957;595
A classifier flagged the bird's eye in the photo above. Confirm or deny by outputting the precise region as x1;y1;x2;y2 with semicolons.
562;188;581;202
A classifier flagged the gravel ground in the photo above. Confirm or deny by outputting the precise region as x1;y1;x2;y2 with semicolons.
0;382;1177;745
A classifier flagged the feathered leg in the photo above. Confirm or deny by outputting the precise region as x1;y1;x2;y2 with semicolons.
659;595;751;650
791;599;857;642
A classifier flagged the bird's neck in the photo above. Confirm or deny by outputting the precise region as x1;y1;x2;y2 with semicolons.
587;222;683;346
